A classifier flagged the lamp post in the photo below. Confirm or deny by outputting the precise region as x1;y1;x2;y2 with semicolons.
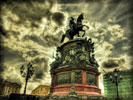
109;69;122;100
20;62;35;95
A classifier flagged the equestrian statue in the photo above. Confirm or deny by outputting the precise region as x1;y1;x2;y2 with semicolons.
61;13;89;43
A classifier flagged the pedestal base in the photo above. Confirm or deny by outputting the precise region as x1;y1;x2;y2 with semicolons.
8;93;106;100
48;95;106;100
50;84;102;96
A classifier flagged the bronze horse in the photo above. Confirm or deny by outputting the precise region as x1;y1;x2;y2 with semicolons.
61;14;89;43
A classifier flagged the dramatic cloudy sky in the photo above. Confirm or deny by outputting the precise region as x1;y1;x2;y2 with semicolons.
0;0;132;94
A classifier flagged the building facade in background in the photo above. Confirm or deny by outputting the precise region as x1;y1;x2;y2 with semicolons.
0;80;21;96
31;85;50;96
104;69;133;100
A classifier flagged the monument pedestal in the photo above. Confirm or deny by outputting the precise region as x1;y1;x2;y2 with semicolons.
50;38;105;99
50;66;101;96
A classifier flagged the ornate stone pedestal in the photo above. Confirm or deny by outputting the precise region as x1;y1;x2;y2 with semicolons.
50;66;101;96
50;38;105;99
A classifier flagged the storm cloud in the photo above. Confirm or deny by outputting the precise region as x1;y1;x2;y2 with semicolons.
102;58;125;68
52;12;65;26
58;0;103;4
0;65;6;79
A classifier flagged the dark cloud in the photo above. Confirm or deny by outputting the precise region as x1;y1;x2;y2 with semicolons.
11;3;51;22
4;30;21;39
58;0;81;4
32;56;49;81
2;46;25;62
0;65;7;79
107;0;131;26
0;44;4;62
0;16;6;36
33;69;44;80
1;0;55;27
128;31;133;66
109;39;129;57
127;16;133;57
52;12;65;26
0;66;5;72
0;38;6;80
106;0;127;4
32;57;48;65
0;46;25;81
58;0;103;4
0;25;6;36
102;58;125;68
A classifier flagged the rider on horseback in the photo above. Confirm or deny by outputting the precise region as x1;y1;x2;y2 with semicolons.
61;13;89;43
69;13;84;31
69;17;76;31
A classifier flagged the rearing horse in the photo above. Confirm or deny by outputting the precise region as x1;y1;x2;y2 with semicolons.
61;13;89;43
76;13;89;37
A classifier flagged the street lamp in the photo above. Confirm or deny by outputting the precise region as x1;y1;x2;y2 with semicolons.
109;69;122;100
20;62;35;95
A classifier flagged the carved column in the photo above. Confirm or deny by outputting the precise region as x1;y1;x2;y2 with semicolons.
96;76;99;88
82;70;86;84
52;74;56;87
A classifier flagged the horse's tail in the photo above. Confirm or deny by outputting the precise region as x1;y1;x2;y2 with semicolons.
61;34;66;43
